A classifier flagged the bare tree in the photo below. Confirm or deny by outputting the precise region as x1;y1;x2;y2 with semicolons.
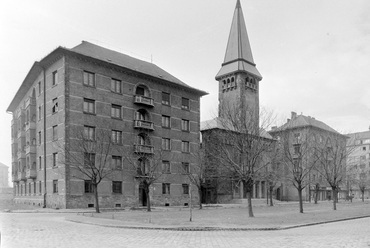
277;130;316;213
203;103;275;217
264;144;284;207
313;133;350;210
348;163;370;202
57;125;117;213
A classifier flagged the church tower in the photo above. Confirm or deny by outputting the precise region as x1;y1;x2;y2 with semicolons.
216;0;262;122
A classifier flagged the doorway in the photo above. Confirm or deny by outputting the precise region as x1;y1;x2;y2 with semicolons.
139;183;147;206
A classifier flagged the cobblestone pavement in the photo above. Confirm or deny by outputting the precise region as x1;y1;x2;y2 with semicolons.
1;213;370;248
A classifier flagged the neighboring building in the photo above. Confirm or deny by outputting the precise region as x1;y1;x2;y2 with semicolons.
346;130;370;200
200;0;270;203
7;41;207;209
269;112;348;201
0;162;9;188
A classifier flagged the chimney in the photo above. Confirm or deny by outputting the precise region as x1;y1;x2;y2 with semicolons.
291;111;297;119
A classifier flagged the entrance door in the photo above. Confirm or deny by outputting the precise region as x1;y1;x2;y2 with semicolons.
139;183;147;206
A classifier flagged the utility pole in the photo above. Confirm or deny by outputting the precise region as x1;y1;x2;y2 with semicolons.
189;182;192;222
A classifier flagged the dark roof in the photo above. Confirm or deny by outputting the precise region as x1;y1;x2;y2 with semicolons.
270;114;339;134
7;41;207;112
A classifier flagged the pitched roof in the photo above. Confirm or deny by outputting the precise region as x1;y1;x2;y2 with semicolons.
0;162;9;168
271;114;339;134
346;130;370;140
216;0;261;79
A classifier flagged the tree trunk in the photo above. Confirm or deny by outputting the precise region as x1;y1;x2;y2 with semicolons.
145;184;151;212
362;190;365;202
269;186;274;207
94;184;100;213
198;188;203;209
247;191;254;217
332;188;337;210
314;184;319;204
298;185;303;213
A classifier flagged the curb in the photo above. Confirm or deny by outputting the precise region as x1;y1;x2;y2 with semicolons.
65;215;370;232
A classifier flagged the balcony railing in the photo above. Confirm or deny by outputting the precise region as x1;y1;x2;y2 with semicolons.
134;145;154;154
26;168;37;179
134;95;154;107
17;150;26;159
25;121;36;131
18;171;26;181
134;120;154;131
25;145;36;154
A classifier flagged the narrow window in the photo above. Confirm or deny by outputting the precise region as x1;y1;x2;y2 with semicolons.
53;153;58;167
161;115;170;128
83;98;95;114
83;71;95;87
182;162;190;174
111;104;122;119
39;156;42;170
52;71;58;86
84;180;94;193
52;98;58;114
38;81;42;95
38;131;42;145
84;126;95;140
38;106;42;121
162;183;170;194
53;180;58;193
162;92;170;105
39;181;42;194
111;79;122;94
52;125;58;141
182;184;189;194
112;181;122;194
181;98;189;110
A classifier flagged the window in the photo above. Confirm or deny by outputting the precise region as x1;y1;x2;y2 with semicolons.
363;147;366;151
112;130;122;144
161;115;170;128
162;92;170;105
52;125;58;141
84;180;94;193
111;79;122;94
182;162;190;174
34;182;36;194
52;98;58;114
83;98;95;114
112;181;122;194
162;161;170;173
52;70;58;86
182;141;190;153
84;126;95;140
39;181;42;194
84;153;95;168
181;119;190;131
136;86;145;96
162;183;170;194
39;156;42;170
53;153;58;167
83;71;95;87
38;131;42;145
38;81;42;95
53;180;58;193
112;156;122;170
111;104;122;119
181;98;189;110
182;184;189;194
162;138;171;150
38;106;42;121
293;144;301;155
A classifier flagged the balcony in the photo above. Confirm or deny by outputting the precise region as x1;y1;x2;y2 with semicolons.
17;130;25;139
134;95;154;107
25;121;36;131
25;98;36;108
25;145;36;154
134;145;154;154
26;168;37;179
134;120;154;131
17;150;26;159
12;174;19;182
18;171;26;181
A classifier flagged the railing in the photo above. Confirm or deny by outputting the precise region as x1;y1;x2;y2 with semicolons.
134;95;154;107
26;168;37;179
134;145;154;154
134;120;154;130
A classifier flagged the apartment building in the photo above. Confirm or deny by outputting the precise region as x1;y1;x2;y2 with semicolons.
7;41;207;209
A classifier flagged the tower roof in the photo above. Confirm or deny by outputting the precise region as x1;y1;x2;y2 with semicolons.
216;0;261;79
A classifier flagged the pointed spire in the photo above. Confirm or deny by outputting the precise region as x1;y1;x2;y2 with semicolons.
216;0;261;79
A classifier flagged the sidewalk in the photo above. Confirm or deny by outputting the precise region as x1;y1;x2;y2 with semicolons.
64;200;370;231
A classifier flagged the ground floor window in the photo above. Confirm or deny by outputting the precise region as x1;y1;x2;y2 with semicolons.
53;180;58;193
162;183;170;195
182;184;189;194
112;181;122;194
84;180;94;193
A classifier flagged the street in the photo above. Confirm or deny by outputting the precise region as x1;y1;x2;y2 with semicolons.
1;213;369;248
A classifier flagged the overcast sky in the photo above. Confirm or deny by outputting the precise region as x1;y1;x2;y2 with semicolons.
1;0;370;179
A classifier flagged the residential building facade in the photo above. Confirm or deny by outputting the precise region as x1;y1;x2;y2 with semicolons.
7;41;206;209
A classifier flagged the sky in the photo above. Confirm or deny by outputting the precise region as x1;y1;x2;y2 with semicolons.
1;0;370;184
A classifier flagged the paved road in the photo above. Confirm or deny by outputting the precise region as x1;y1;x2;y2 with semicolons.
1;213;369;248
